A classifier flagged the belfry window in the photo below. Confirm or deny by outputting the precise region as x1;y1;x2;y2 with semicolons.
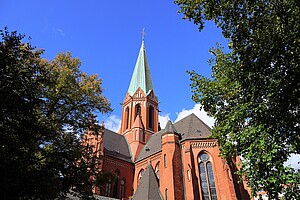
148;105;154;129
135;104;141;119
198;152;218;200
125;107;129;130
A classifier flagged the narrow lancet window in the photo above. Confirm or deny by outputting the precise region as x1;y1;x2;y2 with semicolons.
198;152;218;200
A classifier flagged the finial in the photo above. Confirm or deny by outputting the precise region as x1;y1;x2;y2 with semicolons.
142;28;145;41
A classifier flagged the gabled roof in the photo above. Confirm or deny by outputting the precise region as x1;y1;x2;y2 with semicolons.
174;113;212;140
127;40;154;96
132;164;163;200
135;114;212;162
135;130;163;162
103;129;132;163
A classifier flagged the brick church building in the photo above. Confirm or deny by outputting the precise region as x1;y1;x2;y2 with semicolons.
84;38;251;200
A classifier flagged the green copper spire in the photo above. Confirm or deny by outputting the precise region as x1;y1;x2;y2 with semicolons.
128;39;154;96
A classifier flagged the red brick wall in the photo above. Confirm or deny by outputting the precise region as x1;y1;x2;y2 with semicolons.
160;133;184;200
181;139;251;200
102;156;134;199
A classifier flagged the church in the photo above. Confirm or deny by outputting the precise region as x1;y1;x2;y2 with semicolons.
84;38;252;200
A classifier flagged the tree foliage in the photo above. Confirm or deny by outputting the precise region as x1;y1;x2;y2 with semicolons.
175;0;300;199
0;28;112;199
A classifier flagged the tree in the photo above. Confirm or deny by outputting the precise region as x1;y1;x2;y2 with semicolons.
175;0;300;199
0;28;112;199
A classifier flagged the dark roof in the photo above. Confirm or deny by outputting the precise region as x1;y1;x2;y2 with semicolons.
174;113;212;140
135;130;163;162
136;114;212;162
132;164;163;200
161;120;178;135
103;129;132;163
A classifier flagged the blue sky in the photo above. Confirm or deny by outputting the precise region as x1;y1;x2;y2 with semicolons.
0;0;229;130
2;0;299;169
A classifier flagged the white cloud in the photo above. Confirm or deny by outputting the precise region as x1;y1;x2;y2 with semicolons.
104;115;121;132
159;113;171;129
284;154;300;169
175;104;215;128
52;26;66;36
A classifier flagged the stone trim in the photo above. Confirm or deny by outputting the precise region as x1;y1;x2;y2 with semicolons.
191;141;216;148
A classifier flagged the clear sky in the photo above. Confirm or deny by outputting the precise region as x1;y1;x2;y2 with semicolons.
0;0;229;130
2;0;299;169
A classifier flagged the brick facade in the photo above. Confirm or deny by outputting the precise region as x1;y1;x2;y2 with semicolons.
83;40;252;200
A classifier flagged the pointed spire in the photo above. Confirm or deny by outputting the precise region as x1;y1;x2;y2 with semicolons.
128;37;154;96
162;120;178;134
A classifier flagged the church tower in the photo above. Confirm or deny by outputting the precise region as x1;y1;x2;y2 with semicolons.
119;37;159;161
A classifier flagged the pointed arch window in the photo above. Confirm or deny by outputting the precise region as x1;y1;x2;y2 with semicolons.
125;107;129;130
112;170;120;198
120;178;126;198
165;188;168;200
137;169;144;185
135;104;141;119
148;105;154;130
198;152;218;200
105;181;112;197
155;162;160;180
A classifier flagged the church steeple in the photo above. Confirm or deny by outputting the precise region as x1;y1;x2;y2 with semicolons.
127;40;154;96
119;36;159;161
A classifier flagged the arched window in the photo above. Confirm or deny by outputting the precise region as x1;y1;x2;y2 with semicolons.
187;169;191;181
155;162;160;180
125;107;129;130
148;105;154;129
105;181;112;197
138;169;144;185
135;104;141;119
120;178;126;198
112;170;120;198
164;154;167;168
198;152;218;200
165;188;168;200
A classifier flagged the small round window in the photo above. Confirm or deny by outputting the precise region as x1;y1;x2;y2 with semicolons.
200;153;209;162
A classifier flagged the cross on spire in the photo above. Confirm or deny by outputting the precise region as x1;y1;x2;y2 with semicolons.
142;28;145;41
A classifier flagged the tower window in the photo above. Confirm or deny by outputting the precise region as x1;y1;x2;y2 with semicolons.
148;105;154;129
164;154;167;168
125;107;129;130
135;104;141;119
198;152;218;200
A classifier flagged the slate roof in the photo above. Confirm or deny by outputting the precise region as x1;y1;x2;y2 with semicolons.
161;120;178;136
135;129;163;162
103;129;132;163
132;164;163;200
174;113;212;140
127;40;154;96
135;114;212;162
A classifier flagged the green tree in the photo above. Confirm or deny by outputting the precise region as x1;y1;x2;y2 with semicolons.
175;0;300;199
0;28;112;199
